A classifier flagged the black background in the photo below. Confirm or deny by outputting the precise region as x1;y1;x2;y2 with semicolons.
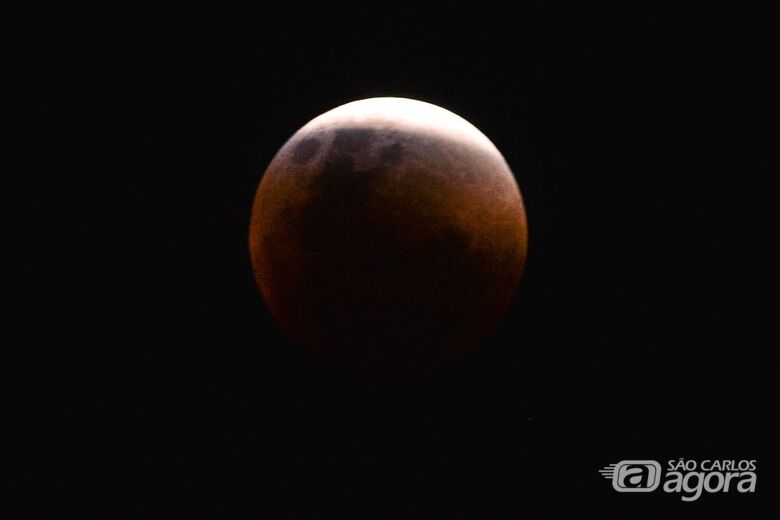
19;4;773;518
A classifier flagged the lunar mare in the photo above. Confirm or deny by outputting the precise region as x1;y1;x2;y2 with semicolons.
249;97;527;380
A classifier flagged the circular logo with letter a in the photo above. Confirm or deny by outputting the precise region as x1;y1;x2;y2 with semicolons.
600;460;662;492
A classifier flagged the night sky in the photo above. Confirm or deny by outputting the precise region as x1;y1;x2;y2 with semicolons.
19;5;771;518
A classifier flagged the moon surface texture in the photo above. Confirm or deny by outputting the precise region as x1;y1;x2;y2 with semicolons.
250;98;527;380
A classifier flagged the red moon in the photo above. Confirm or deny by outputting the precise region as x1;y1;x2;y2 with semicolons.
250;98;527;380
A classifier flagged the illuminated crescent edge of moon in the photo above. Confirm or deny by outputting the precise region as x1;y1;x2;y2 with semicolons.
297;97;501;154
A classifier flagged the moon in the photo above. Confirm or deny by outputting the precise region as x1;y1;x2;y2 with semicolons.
250;98;527;380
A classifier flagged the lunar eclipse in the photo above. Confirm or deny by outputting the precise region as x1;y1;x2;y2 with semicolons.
249;98;527;380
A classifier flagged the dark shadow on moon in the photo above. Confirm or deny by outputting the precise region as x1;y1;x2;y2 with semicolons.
254;123;525;380
291;136;322;164
332;127;378;154
379;142;404;167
